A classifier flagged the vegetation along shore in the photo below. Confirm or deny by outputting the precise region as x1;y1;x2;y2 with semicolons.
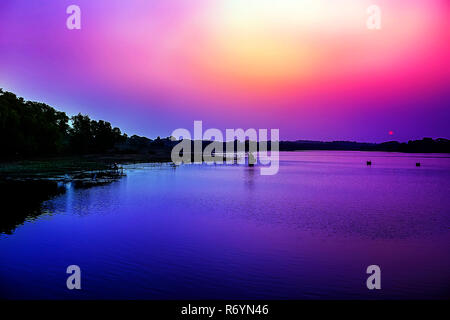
1;88;449;183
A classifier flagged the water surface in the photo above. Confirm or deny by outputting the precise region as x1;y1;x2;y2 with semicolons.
1;151;449;299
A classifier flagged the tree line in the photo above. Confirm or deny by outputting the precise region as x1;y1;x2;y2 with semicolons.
1;88;448;158
0;89;127;157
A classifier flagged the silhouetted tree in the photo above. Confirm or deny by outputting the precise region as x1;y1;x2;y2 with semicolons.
0;89;69;156
0;89;127;157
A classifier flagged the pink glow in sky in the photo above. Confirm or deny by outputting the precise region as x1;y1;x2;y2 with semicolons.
0;0;449;141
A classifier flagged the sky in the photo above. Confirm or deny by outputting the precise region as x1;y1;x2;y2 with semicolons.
0;0;449;142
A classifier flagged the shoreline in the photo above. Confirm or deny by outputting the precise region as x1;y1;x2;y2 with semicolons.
0;153;172;181
1;149;449;181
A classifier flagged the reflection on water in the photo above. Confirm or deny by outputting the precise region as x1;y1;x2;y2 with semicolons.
0;152;449;299
0;180;66;235
244;166;256;190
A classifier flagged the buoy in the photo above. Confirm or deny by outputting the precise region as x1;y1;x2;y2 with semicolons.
416;162;421;167
366;161;372;166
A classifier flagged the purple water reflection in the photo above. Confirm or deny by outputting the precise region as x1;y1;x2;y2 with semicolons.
0;151;449;299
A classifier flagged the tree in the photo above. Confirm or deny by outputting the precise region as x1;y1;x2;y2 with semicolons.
0;89;69;156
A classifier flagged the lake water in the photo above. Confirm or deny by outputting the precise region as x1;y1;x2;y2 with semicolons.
1;151;449;299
